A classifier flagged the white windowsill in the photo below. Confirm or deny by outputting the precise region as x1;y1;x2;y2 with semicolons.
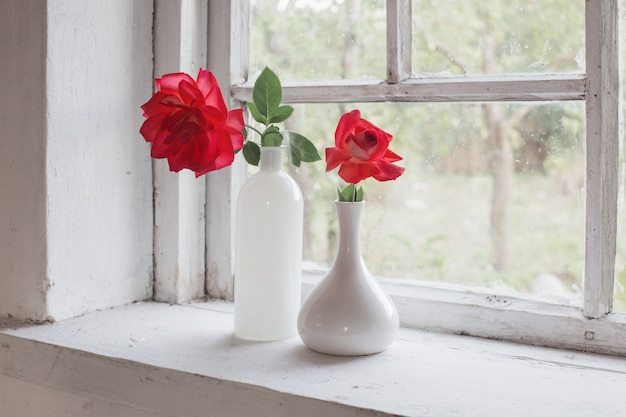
1;301;626;417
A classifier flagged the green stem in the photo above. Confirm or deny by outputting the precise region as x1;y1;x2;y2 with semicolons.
245;124;264;138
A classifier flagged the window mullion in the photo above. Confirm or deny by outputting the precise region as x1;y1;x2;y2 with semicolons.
230;0;249;85
152;0;207;304
205;1;249;301
583;0;620;318
386;0;412;83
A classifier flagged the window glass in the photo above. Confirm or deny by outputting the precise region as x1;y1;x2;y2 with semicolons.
411;0;585;76
276;101;585;305
250;0;386;81
246;0;591;307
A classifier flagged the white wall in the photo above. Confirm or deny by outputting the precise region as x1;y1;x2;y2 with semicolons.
0;0;155;321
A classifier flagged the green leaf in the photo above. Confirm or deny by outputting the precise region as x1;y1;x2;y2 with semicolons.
338;184;364;202
242;141;261;166
339;184;355;202
355;186;364;202
261;125;283;147
262;132;283;147
268;105;294;124
252;67;282;124
282;131;321;167
337;188;344;201
247;102;266;125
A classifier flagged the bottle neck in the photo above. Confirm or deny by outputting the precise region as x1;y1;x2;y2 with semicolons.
334;201;365;259
259;147;284;172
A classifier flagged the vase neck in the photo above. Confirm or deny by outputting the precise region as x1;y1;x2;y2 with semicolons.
259;147;284;172
334;201;364;258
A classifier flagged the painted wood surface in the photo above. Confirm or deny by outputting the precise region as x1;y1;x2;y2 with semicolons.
0;0;49;321
232;75;586;104
0;0;155;321
152;0;208;303
44;0;155;319
583;0;620;319
2;302;626;417
386;0;412;83
205;1;250;300
386;280;626;356
0;374;178;417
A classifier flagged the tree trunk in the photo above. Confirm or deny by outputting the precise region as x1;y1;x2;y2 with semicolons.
483;103;514;272
481;31;515;273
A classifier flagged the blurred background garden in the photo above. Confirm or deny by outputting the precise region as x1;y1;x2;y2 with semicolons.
247;0;626;310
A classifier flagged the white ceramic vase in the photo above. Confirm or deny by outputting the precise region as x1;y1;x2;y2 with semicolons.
234;147;303;341
297;201;399;355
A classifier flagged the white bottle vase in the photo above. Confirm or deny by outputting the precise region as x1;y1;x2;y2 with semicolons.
234;146;303;341
297;201;399;355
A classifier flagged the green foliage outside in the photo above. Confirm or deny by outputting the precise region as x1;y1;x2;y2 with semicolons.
249;0;626;311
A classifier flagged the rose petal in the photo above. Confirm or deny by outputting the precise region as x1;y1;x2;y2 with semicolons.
337;159;380;184
197;70;228;115
141;92;175;118
372;159;405;181
382;148;403;163
161;109;188;135
151;135;175;159
334;110;360;148
140;113;168;143
158;72;195;96
354;122;391;161
179;79;205;105
370;129;393;160
170;130;210;174
186;133;211;173
141;68;245;176
195;68;212;94
165;144;192;172
325;147;349;172
224;109;245;151
226;108;245;131
213;130;238;171
192;129;223;176
348;131;377;160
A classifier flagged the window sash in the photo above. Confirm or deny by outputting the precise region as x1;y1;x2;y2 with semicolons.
205;0;626;354
232;75;586;103
583;0;620;318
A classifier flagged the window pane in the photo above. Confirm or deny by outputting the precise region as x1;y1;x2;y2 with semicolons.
250;0;386;81
412;0;585;76
285;101;585;305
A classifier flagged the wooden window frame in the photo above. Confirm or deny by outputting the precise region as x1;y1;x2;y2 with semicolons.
205;0;626;355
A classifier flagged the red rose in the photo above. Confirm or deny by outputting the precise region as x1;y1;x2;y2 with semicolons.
140;69;244;177
325;110;405;184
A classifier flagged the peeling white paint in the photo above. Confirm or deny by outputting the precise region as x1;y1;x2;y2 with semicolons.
2;302;626;417
0;0;154;321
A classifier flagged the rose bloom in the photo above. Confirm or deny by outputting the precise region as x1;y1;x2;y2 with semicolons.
325;110;405;184
140;69;244;177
